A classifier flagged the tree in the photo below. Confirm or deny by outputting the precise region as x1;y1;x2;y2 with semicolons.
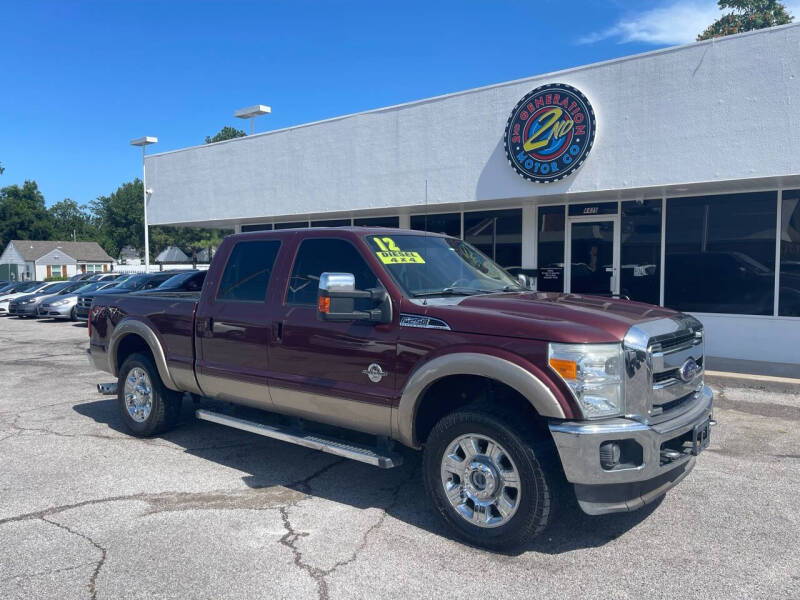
89;179;145;259
698;0;793;40
49;198;96;241
205;126;247;144
0;181;54;248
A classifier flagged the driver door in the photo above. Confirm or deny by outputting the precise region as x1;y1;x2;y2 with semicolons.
267;236;398;436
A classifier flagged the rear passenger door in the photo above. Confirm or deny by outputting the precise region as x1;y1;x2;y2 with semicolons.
268;237;398;436
195;239;282;409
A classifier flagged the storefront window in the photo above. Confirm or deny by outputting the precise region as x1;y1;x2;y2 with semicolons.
537;205;565;292
621;199;661;305
353;216;399;228
780;189;800;316
311;219;351;227
665;192;777;315
241;223;273;232
410;213;460;237
463;209;522;268
274;221;309;229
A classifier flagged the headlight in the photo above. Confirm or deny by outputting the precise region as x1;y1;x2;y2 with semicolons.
548;343;625;419
51;299;69;306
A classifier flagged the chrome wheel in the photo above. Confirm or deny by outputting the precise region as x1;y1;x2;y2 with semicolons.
440;433;521;528
124;367;153;423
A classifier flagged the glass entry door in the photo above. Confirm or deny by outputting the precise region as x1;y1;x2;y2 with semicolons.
565;217;620;295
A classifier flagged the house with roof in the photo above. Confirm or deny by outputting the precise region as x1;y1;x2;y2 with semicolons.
0;240;115;281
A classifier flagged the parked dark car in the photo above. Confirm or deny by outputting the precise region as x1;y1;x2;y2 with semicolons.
76;272;178;320
39;280;121;321
137;270;207;294
0;282;47;315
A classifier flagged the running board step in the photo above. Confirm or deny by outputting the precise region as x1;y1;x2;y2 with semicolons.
195;409;403;469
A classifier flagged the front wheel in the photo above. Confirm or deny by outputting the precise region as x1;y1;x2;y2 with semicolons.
423;407;560;551
69;306;77;321
117;353;182;437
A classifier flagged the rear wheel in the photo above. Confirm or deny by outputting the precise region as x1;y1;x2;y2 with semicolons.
117;353;182;436
423;407;560;551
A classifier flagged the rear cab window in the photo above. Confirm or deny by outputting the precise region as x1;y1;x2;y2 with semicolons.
216;240;282;302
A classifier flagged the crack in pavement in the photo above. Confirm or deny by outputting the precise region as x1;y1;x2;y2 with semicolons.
0;560;97;584
40;517;106;600
278;463;417;600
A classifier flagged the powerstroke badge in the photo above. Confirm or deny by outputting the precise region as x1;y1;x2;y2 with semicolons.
504;83;596;183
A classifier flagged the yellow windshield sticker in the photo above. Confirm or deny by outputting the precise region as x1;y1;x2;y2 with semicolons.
376;251;426;264
373;236;425;264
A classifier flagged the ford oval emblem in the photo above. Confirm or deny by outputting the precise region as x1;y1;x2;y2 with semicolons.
679;358;700;382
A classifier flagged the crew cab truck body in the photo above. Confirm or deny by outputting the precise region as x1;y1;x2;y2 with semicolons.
88;227;713;550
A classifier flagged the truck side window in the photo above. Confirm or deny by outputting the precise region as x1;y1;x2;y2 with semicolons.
287;238;378;306
217;240;281;302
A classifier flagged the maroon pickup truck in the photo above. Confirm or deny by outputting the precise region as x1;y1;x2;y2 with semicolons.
88;227;713;550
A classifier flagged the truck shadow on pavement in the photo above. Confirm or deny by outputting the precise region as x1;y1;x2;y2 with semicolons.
73;397;660;556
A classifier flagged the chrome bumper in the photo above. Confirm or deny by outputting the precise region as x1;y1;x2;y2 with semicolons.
549;385;713;515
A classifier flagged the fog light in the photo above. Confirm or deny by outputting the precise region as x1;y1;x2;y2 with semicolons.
599;441;621;470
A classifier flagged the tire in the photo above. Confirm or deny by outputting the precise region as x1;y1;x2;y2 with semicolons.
117;352;182;437
69;306;77;321
423;406;561;551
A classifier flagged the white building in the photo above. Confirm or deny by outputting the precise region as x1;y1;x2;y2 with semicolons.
0;241;115;281
144;24;800;368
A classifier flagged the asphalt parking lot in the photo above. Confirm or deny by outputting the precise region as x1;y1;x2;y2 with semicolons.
0;317;798;599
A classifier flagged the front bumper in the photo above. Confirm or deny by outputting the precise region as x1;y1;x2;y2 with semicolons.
39;303;74;318
549;385;713;515
9;303;38;316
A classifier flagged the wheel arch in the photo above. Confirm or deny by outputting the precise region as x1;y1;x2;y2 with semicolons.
109;319;179;391
393;352;568;448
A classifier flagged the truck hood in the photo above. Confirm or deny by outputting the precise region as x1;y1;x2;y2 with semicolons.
417;292;681;343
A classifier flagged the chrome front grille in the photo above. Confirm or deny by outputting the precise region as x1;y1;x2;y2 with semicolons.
78;297;92;309
624;315;705;424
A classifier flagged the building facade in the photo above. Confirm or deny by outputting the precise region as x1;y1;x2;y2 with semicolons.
0;241;115;281
144;24;800;366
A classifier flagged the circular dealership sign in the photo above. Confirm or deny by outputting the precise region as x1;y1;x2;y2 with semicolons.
504;83;596;183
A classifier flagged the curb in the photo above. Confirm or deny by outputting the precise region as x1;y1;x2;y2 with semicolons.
705;370;800;394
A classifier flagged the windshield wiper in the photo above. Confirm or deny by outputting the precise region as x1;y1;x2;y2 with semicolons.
410;287;487;298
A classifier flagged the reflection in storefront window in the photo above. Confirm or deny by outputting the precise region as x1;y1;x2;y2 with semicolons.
537;205;565;292
463;209;522;269
621;199;661;305
410;213;461;237
665;192;777;315
780;189;800;316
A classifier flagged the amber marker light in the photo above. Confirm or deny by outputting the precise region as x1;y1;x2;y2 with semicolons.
549;357;577;380
318;296;331;313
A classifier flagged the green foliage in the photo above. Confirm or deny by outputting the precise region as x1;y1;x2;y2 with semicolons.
205;126;247;144
1;177;232;263
0;181;54;248
89;179;145;259
49;198;95;242
698;0;793;40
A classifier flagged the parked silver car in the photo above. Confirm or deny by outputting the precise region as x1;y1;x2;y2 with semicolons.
8;281;81;318
0;282;48;315
37;280;125;321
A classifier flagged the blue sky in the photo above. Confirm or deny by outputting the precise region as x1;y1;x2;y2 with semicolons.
1;0;793;207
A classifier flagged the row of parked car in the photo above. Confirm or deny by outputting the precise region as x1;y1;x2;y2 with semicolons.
0;269;207;322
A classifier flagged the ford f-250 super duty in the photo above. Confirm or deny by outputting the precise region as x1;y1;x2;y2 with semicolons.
87;227;713;550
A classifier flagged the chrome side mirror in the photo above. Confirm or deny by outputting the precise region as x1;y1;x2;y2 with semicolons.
317;272;391;324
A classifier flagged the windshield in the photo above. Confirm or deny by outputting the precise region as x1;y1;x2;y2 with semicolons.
116;274;150;290
40;282;71;294
73;282;103;294
15;282;40;292
157;271;205;290
364;234;521;297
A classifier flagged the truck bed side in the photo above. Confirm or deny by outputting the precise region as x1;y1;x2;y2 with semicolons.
89;292;201;394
